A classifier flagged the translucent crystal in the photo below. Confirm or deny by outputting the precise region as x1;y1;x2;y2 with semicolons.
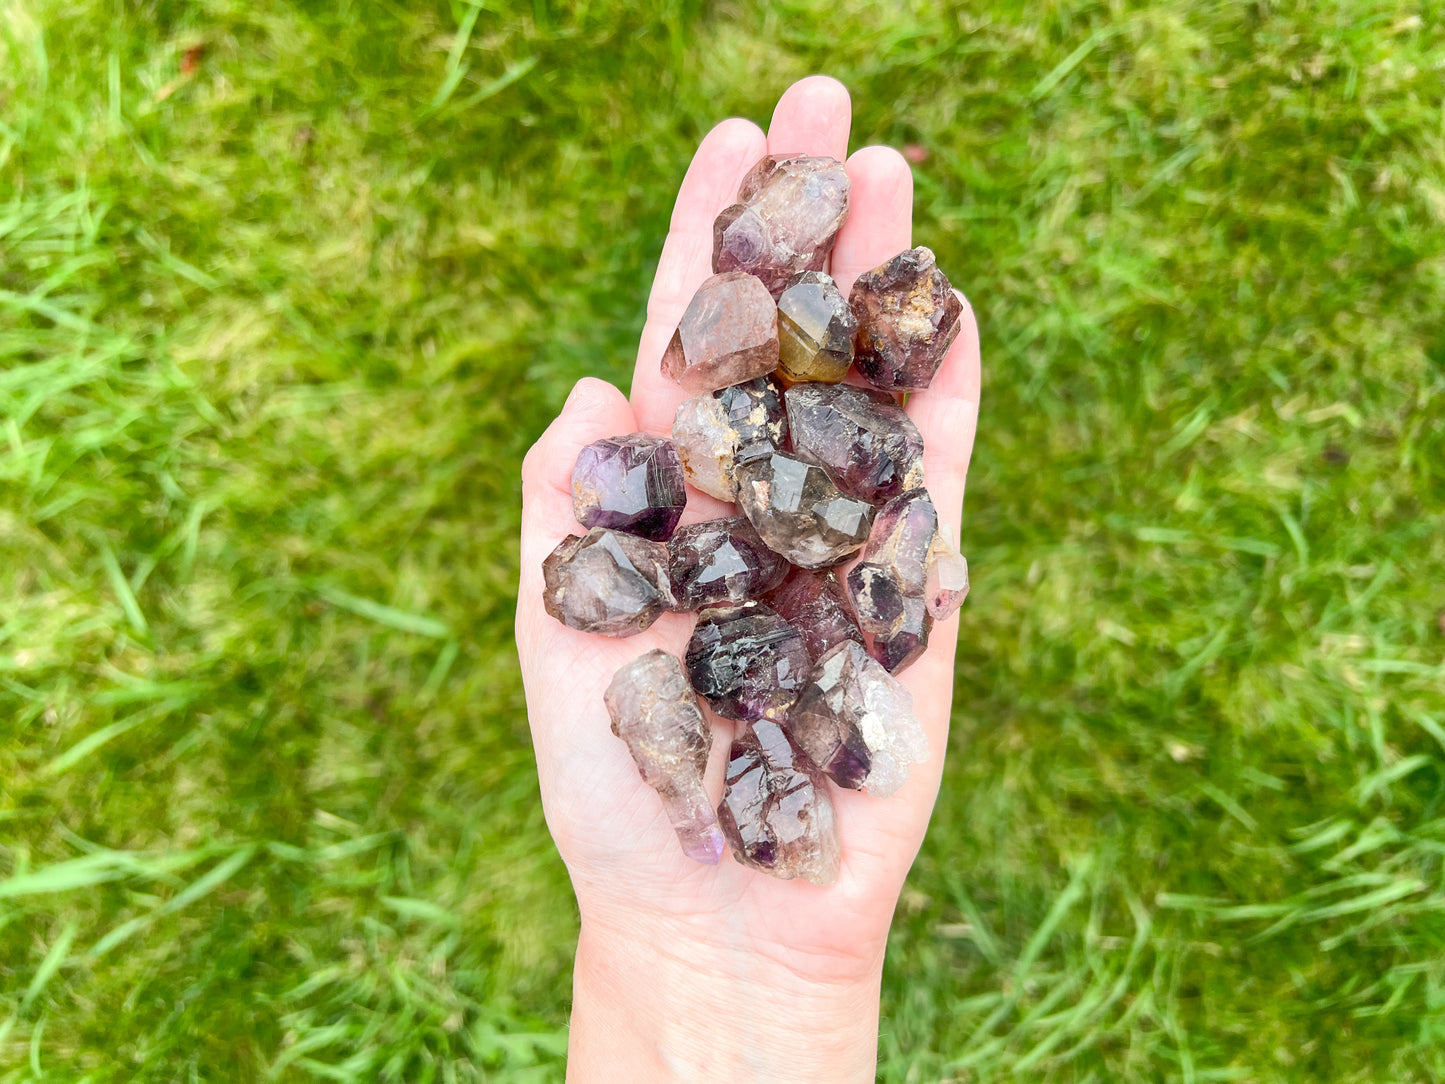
542;528;675;637
734;452;874;569
684;601;811;724
668;516;789;611
925;536;970;620
775;271;856;385
571;433;687;542
766;567;864;664
785;382;925;504
850;246;964;391
661;271;779;394
846;489;938;672
671;377;786;501
605;650;724;864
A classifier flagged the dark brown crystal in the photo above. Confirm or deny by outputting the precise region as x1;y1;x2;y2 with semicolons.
668;516;789;611
766;567;864;664
684;601;810;724
542;528;675;637
846;489;938;672
785;382;925;504
850;246;964;391
734;452;874;569
775;271;856;385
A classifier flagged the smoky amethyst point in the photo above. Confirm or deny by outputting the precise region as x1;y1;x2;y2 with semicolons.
850;246;964;391
684;601;811;724
542;528;675;637
735;451;874;570
775;271;856;385
571;434;687;541
767;567;864;664
784;382;925;504
846;488;939;673
671;376;786;501
661;272;779;394
668;516;789;612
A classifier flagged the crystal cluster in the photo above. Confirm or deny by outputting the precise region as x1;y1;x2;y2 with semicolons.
540;150;973;884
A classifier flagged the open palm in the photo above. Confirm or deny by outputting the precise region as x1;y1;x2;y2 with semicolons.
516;76;981;984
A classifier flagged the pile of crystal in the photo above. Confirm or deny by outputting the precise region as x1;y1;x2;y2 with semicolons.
542;152;970;886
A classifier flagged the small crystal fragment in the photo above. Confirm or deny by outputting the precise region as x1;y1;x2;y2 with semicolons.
571;434;687;542
767;567;864;664
785;382;925;504
605;650;724;864
735;452;874;569
846;489;938;672
671;377;786;500
717;719;840;884
684;601;811;724
661;272;779;394
542;528;675;637
668;516;790;611
712;155;851;298
775;271;856;385
925;535;970;620
850;246;964;391
786;641;929;797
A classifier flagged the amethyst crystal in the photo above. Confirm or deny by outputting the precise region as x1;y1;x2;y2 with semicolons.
684;601;811;724
784;382;925;504
605;650;724;864
734;452;874;569
661;271;779;394
571;434;687;542
785;641;928;798
717;719;841;884
668;516;790;611
850;246;964;391
775;271;856;385
671;376;786;501
846;489;938;672
542;528;675;637
767;567;864;664
712;155;851;299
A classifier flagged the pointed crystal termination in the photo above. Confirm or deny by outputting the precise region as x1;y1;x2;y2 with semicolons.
668;516;790;612
671;377;786;501
542;528;675;637
785;641;928;798
605;650;724;864
735;452;874;570
712;155;851;299
767;567;864;664
571;434;687;542
925;535;970;620
775;271;857;385
685;601;811;724
846;489;938;672
785;382;925;504
718;719;840;884
850;246;964;391
661;271;779;394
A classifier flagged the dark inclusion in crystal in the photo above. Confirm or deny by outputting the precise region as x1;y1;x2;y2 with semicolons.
717;719;841;885
668;516;790;612
766;567;864;664
775;271;856;385
846;489;938;673
542;528;675;637
672;376;787;501
571;434;687;542
785;382;925;504
735;452;874;570
850;246;964;391
684;601;811;724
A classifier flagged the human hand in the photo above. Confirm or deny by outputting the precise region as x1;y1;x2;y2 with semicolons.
516;76;981;1082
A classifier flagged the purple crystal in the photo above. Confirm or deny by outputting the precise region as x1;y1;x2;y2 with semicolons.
850;246;964;391
846;489;938;672
784;382;925;504
671;377;787;501
661;271;779;394
775;271;856;385
684;601;811;724
766;567;864;664
606;650;724;864
542;528;675;637
734;452;874;569
668;516;790;612
717;719;840;884
571;434;687;542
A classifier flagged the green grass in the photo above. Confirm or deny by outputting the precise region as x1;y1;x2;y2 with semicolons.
1;0;1442;1079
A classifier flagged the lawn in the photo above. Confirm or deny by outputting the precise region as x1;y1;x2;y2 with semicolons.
1;0;1443;1079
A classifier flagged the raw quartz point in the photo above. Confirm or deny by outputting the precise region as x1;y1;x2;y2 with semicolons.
850;246;964;391
717;719;841;885
571;434;687;542
661;271;779;394
668;516;790;611
542;528;675;637
847;489;939;672
786;641;929;798
767;567;864;664
671;377;786;501
605;650;724;864
735;452;874;570
685;601;811;724
712;155;851;299
925;535;970;620
785;382;925;504
775;271;857;385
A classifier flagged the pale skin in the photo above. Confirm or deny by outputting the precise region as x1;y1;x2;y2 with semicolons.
516;76;983;1082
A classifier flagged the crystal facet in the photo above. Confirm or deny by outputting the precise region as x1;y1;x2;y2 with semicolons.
775;271;857;385
734;452;874;569
785;382;925;504
785;641;928;797
846;489;938;672
767;567;864;664
542;528;675;637
661;272;779;394
571;434;687;542
717;720;841;884
671;377;786;501
925;536;970;620
850;246;964;391
684;601;811;724
712;155;851;299
668;516;790;611
606;650;724;864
